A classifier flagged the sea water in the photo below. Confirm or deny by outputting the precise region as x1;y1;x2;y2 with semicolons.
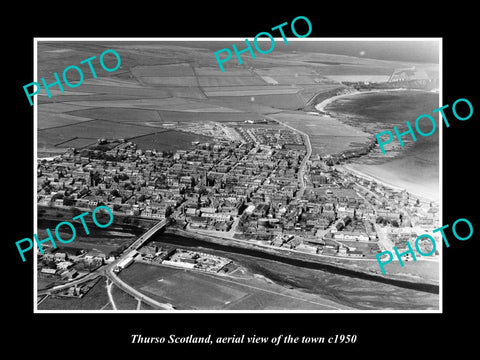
325;90;440;201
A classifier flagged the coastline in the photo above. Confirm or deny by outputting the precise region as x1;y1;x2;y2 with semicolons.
315;88;410;114
314;88;440;203
337;163;438;203
315;87;438;114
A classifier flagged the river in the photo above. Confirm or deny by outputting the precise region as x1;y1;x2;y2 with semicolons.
149;230;439;310
38;209;439;310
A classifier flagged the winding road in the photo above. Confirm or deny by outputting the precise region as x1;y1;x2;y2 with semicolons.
264;114;312;199
103;215;177;310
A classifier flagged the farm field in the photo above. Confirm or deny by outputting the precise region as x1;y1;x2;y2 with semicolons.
61;98;236;112
131;130;214;152
261;75;322;85
38;112;93;130
210;94;305;110
66;107;162;123
253;66;321;76
139;76;198;86
110;284;139;310
309;135;372;156
39;119;159;140
119;262;344;310
38;94;160;105
203;86;300;97
72;83;183;98
269;111;369;137
81;77;145;88
205;97;293;114
132;63;194;77
37;276;144;311
37;89;94;97
156;110;263;123
198;76;266;87
53;137;97;149
325;75;391;83
36;41;437;159
316;64;395;76
194;66;254;76
267;111;371;155
36;102;92;113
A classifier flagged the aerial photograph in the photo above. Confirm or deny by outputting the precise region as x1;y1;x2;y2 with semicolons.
34;38;441;311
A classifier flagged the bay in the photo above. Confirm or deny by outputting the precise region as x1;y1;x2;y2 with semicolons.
325;90;440;201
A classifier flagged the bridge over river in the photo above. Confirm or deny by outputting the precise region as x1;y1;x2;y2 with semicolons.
104;215;177;310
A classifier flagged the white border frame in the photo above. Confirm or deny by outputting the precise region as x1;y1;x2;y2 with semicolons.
33;37;443;314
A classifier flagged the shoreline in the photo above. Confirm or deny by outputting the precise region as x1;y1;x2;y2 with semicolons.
336;163;438;204
315;87;437;114
313;88;439;203
315;88;408;114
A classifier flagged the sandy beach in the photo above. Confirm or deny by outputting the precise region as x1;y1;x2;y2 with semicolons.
315;89;440;203
338;163;439;203
315;88;410;113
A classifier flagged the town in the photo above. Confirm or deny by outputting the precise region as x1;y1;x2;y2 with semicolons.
36;119;440;288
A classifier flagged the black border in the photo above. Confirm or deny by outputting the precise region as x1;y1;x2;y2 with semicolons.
7;5;478;354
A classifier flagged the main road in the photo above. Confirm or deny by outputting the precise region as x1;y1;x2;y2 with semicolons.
105;264;174;310
104;215;178;310
264;115;312;199
40;216;177;309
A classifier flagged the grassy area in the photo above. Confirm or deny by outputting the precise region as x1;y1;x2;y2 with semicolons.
132;63;194;77
38;276;110;310
39;119;157;140
111;284;139;310
67;107;162;123
156;110;260;123
140;76;198;86
198;76;266;87
118;261;350;310
131;130;214;152
210;94;305;110
268;111;371;156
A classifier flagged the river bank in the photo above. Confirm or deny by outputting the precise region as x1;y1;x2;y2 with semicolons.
34;205;439;310
36;206;439;290
164;227;439;292
148;230;439;310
